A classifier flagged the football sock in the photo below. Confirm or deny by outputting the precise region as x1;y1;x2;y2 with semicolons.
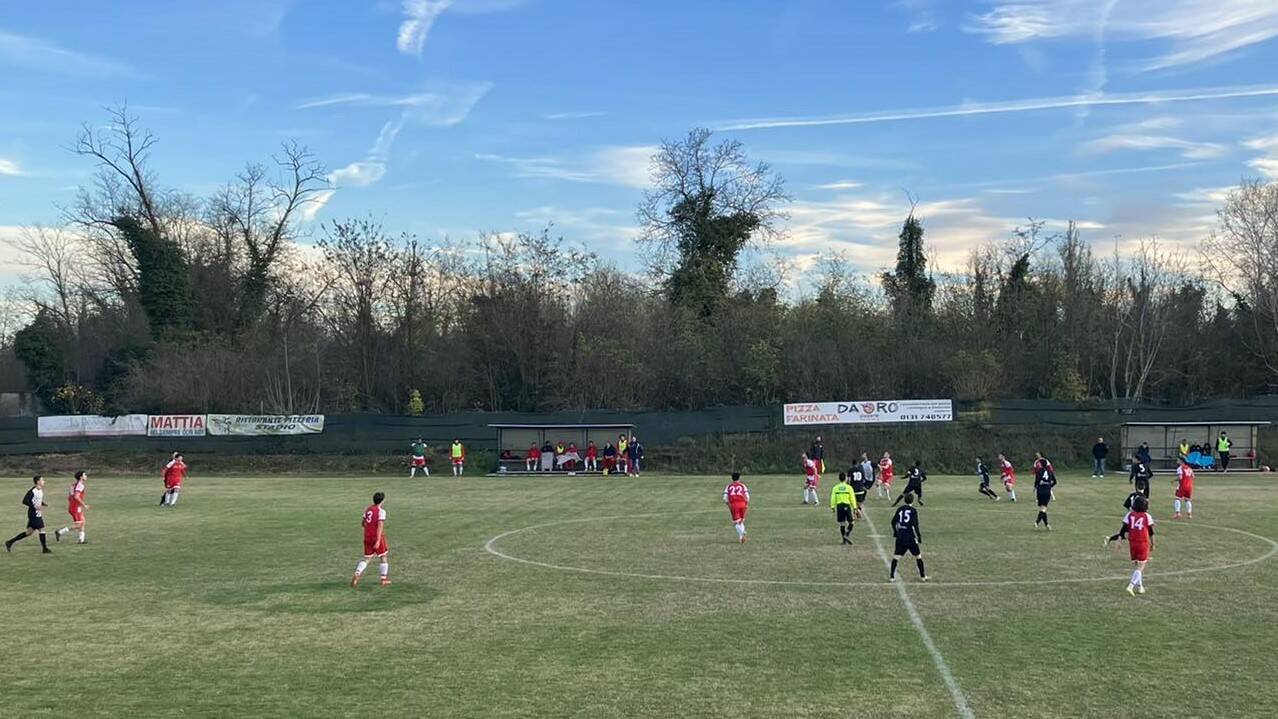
169;491;179;506
1174;499;1182;513
1009;490;1016;501
1131;569;1142;586
379;562;389;578
889;559;898;579
7;532;26;545
38;533;48;549
78;530;85;542
355;560;368;576
917;559;926;577
56;527;68;537
1185;500;1192;514
160;492;168;506
1036;511;1046;525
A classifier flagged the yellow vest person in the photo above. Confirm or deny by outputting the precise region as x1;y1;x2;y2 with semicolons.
831;476;858;544
450;440;465;476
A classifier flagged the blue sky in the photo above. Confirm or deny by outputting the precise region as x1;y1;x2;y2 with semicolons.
3;0;1278;280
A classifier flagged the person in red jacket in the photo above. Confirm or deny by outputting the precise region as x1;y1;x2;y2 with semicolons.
585;441;598;471
526;443;541;471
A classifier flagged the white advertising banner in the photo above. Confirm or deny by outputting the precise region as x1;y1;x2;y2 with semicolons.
206;414;325;436
783;400;953;426
147;414;207;437
37;414;150;438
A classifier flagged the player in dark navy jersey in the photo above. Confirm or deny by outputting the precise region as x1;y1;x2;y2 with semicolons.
1033;456;1057;530
888;493;927;582
976;457;999;500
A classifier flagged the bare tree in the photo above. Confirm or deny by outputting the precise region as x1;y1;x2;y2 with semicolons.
1106;238;1185;400
209;142;329;326
1203;179;1278;375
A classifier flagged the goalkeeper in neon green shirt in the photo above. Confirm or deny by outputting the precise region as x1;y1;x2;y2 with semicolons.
831;473;858;544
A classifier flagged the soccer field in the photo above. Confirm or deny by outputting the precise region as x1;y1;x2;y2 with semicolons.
2;471;1276;718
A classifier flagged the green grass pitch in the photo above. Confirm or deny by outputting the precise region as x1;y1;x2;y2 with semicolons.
2;470;1277;718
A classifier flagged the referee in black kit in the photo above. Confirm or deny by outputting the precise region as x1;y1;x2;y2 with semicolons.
5;476;52;554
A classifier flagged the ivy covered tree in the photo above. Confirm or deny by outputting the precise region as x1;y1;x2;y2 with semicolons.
882;213;936;318
638;128;789;317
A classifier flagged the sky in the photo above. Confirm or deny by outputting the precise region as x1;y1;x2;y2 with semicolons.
3;0;1278;284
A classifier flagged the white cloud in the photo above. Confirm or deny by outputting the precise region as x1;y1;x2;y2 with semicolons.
297;83;491;126
966;0;1278;70
1243;135;1278;178
0;158;21;176
543;111;608;120
815;180;864;190
513;206;639;249
1081;133;1228;160
0;30;137;78
330;117;405;188
476;145;655;188
397;0;454;56
895;0;941;32
301;190;336;222
396;0;527;56
718;83;1278;131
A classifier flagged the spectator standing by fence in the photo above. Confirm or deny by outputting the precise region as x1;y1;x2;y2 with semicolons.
1091;437;1109;478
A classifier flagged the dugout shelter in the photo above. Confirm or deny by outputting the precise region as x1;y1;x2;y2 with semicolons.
1121;421;1269;472
489;423;636;475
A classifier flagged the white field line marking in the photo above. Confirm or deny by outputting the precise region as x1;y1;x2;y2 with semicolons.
865;512;976;719
482;509;1278;588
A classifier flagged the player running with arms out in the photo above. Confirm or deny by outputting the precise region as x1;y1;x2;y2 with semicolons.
976;457;999;500
5;476;52;554
888;493;927;582
410;438;430;477
801;453;821;506
892;462;927;506
998;454;1017;502
722;473;750;544
830;473;858;544
160;452;187;507
1172;456;1195;519
1104;495;1156;596
352;492;391;587
1033;455;1057;530
54;471;90;544
876;452;895;498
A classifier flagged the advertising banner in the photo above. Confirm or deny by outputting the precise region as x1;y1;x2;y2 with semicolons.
147;414;207;437
783;400;953;426
206;414;325;436
37;414;150;438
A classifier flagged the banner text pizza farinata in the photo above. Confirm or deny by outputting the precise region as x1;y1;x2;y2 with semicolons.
783;400;953;425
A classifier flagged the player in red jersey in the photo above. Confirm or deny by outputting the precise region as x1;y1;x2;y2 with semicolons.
1172;456;1195;519
722;472;750;543
801;453;821;506
1104;494;1156;596
160;452;187;507
352;491;391;587
876;452;895;498
997;453;1017;502
54;471;90;544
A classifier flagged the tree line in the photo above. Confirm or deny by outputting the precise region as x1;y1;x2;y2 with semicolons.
2;110;1277;416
